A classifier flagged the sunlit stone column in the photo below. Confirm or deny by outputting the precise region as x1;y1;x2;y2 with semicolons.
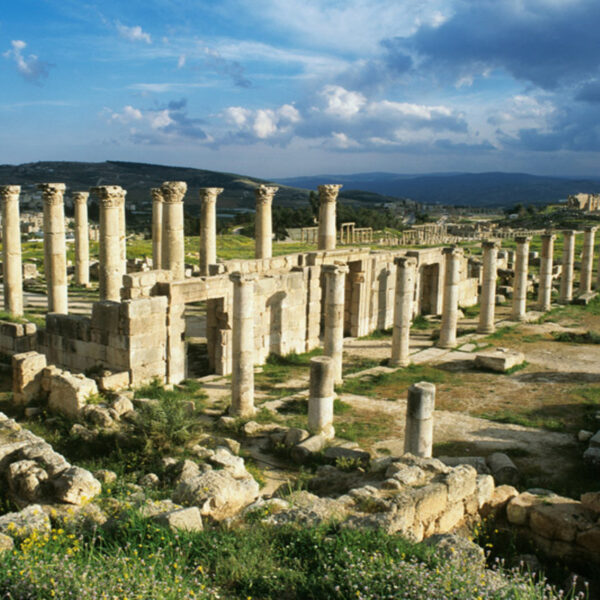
255;185;278;259
323;263;348;384
559;230;576;304
390;256;417;367
0;186;23;316
317;184;342;251
230;273;256;418
437;246;463;349
477;240;499;334
161;181;187;280
579;226;597;295
151;188;163;270
199;187;223;276
39;183;68;314
73;192;90;287
119;196;127;274
538;231;555;312
404;381;435;458
92;186;125;302
511;236;530;321
308;355;335;439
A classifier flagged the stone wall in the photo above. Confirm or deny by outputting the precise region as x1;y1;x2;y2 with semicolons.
0;321;37;356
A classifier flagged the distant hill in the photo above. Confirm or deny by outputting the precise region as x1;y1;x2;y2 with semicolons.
276;171;600;208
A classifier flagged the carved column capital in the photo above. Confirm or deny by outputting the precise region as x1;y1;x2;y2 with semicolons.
38;183;66;205
318;184;342;203
254;184;278;205
90;185;126;208
0;185;21;204
161;181;187;203
199;187;224;204
72;191;89;205
151;188;164;203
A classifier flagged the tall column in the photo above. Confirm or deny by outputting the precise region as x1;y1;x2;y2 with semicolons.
437;247;463;349
390;256;417;367
199;187;223;276
559;230;576;304
119;196;127;274
538;231;555;311
161;181;187;281
0;186;23;316
230;273;256;418
323;264;348;384
151;188;163;270
579;226;597;295
73;192;90;287
511;236;530;321
92;186;125;302
39;183;68;314
317;184;342;251
404;381;435;458
477;240;498;334
254;185;278;259
307;356;335;439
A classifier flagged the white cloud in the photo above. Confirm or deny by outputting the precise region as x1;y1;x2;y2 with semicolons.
224;106;252;126
116;22;152;44
222;103;301;140
177;54;186;69
3;40;52;83
110;105;143;123
320;85;367;118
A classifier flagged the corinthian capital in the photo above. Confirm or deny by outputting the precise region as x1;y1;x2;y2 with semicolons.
161;181;187;203
90;185;126;208
318;184;342;203
38;183;66;205
72;191;89;205
0;185;21;204
151;188;164;203
199;187;223;204
254;184;278;205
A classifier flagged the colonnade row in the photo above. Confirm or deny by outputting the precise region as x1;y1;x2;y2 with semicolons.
0;181;344;316
389;227;599;368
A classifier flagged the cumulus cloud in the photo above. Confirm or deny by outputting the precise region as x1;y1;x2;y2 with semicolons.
3;40;52;84
116;22;152;44
223;103;300;141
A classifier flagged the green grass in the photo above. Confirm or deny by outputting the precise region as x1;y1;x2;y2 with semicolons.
359;327;392;340
478;409;566;432
552;330;600;344
411;315;432;330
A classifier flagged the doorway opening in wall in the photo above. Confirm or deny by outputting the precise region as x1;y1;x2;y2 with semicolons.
420;263;440;315
184;301;211;377
344;260;362;336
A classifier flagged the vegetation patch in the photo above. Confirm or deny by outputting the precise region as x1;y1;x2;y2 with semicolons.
552;330;600;344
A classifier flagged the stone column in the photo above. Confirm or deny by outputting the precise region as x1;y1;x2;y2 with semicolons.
390;256;417;367
477;240;498;334
537;231;555;311
119;197;127;274
317;184;342;251
199;187;223;276
255;185;278;259
559;230;576;304
73;192;90;287
230;273;256;418
308;355;335;439
0;185;23;316
151;188;163;270
579;226;597;295
404;381;435;458
323;264;348;384
511;236;530;321
39;183;68;314
92;186;125;302
437;247;463;349
161;181;187;280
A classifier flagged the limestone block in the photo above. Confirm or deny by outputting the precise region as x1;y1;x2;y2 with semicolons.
476;474;495;508
12;351;47;406
291;434;327;464
0;533;14;553
479;483;517;518
475;348;525;373
577;527;600;553
154;506;203;532
444;464;477;503
439;456;490;474
506;492;542;525
207;447;247;478
323;446;370;468
529;498;589;542
385;464;427;486
7;459;48;502
111;395;134;417
0;504;51;541
581;492;600;514
436;502;465;534
413;482;448;524
48;371;98;419
52;466;102;505
98;371;129;392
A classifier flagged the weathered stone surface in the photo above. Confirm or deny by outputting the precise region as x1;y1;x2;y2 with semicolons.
0;533;14;553
576;527;600;553
444;464;477;503
581;491;600;514
529;498;589;543
48;371;98;418
578;430;594;443
283;427;309;447
45;502;108;531
208;447;247;478
265;491;347;527
12;351;47;406
323;446;370;467
6;459;48;502
507;491;551;526
412;483;448;524
439;456;490;474
98;371;129;392
385;463;426;486
139;473;160;488
476;474;495;508
111;395;134;417
154;507;203;532
424;533;485;567
475;348;525;373
436;502;465;534
82;404;114;428
291;434;327;464
487;452;519;485
52;466;102;505
94;469;117;485
589;430;600;448
481;485;519;518
583;446;600;469
0;504;51;541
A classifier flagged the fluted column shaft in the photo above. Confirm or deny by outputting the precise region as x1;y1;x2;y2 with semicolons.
511;236;530;321
0;186;23;316
39;183;68;314
390;256;417;367
580;226;596;295
92;186;126;302
230;273;256;417
438;247;463;348
151;188;163;270
73;192;90;286
199;188;223;276
119;198;127;274
323;264;348;384
161;181;187;280
538;232;555;311
478;241;499;333
317;184;342;251
255;185;278;259
559;230;576;304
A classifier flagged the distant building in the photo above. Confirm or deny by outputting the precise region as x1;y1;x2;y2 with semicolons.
567;193;600;211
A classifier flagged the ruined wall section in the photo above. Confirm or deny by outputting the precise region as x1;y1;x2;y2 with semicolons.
0;321;37;356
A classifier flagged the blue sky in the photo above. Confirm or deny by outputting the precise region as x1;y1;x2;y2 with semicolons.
1;0;600;177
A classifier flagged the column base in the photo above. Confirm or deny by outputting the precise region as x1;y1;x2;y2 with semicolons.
476;325;495;335
389;358;410;368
